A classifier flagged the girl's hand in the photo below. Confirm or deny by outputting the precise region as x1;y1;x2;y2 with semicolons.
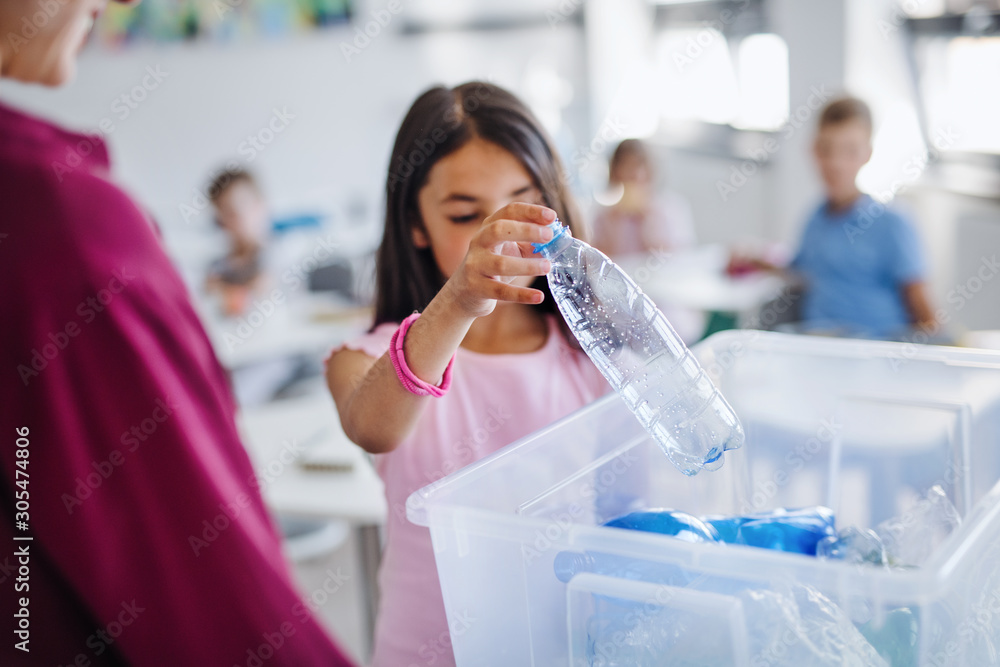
443;203;557;318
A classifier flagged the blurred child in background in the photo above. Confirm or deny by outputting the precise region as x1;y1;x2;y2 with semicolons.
205;168;270;316
790;97;935;338
737;97;935;339
592;139;704;342
592;138;696;258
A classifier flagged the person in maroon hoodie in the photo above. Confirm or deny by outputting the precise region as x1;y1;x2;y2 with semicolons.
0;1;356;665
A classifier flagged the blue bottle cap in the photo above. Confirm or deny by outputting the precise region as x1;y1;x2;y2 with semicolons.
531;219;569;254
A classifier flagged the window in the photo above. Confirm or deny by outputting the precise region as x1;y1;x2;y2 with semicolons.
653;29;788;131
918;36;1000;155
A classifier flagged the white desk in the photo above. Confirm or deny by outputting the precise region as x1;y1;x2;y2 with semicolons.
199;292;371;370
616;245;789;322
238;392;387;651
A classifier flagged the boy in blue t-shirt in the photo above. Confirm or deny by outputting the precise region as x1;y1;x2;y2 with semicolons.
788;97;934;338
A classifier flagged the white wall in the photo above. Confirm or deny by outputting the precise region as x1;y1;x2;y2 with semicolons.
0;18;587;280
768;0;846;242
4;1;996;331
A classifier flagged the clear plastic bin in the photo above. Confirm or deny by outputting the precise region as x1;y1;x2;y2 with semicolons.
407;331;1000;666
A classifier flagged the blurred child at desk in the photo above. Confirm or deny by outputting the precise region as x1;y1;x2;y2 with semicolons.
205;168;269;316
592;139;696;258
201;168;322;405
740;97;936;339
592;139;704;342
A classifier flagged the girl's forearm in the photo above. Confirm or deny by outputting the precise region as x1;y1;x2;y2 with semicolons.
334;286;475;453
402;282;475;384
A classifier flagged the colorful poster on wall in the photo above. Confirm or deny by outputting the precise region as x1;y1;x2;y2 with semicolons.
96;0;352;47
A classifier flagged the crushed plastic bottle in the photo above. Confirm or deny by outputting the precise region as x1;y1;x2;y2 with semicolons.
859;607;920;666
604;509;720;543
577;577;889;666
704;515;752;543
739;582;890;667
533;219;744;475
875;485;961;568
816;526;888;566
628;507;838;555
735;507;837;555
599;507;836;555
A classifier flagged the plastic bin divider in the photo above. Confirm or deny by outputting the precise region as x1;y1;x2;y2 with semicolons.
565;572;751;667
834;393;973;522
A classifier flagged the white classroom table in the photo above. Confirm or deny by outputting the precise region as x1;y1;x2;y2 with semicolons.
237;391;387;651
616;245;789;324
199;291;372;370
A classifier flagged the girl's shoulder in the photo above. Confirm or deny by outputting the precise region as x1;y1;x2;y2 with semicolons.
327;321;397;361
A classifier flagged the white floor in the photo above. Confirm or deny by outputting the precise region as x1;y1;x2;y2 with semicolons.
286;528;373;666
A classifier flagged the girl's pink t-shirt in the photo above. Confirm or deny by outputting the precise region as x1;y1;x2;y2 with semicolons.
332;314;610;667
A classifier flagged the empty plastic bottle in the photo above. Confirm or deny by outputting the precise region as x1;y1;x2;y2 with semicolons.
816;527;888;566
533;220;744;475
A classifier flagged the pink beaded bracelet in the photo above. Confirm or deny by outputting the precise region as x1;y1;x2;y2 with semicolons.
388;313;455;397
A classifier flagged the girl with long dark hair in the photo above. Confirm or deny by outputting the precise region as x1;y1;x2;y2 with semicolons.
326;81;610;666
